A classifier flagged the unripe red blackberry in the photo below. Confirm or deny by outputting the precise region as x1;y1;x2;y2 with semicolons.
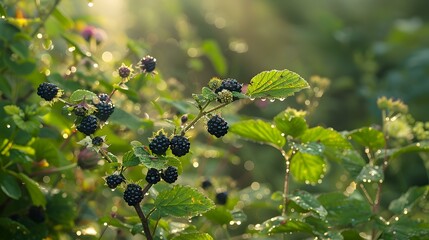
140;55;156;73
146;168;161;184
94;101;115;121
170;135;190;157
92;136;104;146
216;192;228;205
77;115;98;135
37;82;59;101
105;174;124;189
118;65;131;78
149;133;170;155
161;166;178;184
207;115;229;138
123;183;143;206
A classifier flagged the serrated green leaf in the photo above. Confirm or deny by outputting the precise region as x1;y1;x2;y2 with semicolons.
294;142;325;156
69;89;97;102
3;105;22;116
12;115;40;135
18;173;46;207
348;127;385;150
133;146;167;169
0;173;22;200
389;186;429;214
107;152;118;163
232;91;249;99
159;156;182;174
230;119;285;148
318;192;372;226
382;217;429;240
246;69;309;100
289;190;327;218
201;87;217;101
154;185;215;218
202;40;227;76
290;152;326;184
377;141;429;160
122;150;140;167
274;110;308;137
341;149;366;178
261;216;314;235
204;206;233;225
356;164;384;183
172;233;213;240
109;108;150;130
32;139;59;166
130;223;143;235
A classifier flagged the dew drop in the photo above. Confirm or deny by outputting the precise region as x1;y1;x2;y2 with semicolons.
249;98;255;101
279;98;285;101
269;99;275;102
261;98;266;102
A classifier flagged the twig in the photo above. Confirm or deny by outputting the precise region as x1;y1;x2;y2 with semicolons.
134;204;153;240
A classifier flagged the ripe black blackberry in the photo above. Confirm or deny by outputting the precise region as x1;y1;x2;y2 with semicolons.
140;55;156;73
27;205;45;223
118;66;131;78
73;105;87;117
37;82;59;101
149;134;170;155
207;115;229;138
77;115;98;135
161;166;178;184
94;101;115;121
146;168;161;184
216;192;228;205
201;179;212;189
98;93;110;102
170;135;190;157
106;174;124;189
123;183;143;206
92;136;104;146
215;78;242;94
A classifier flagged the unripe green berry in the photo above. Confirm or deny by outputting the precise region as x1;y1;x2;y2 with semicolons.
218;89;234;104
208;77;222;90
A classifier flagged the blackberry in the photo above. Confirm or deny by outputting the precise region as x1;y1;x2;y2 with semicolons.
105;174;124;189
201;179;212;189
77;115;98;135
216;192;228;205
73;105;87;117
181;115;188;125
37;82;59;101
207;115;229;138
94;101;115;121
27;206;45;223
145;168;161;184
92;136;104;146
218;89;233;104
118;65;131;78
140;55;156;73
170;135;190;157
161;166;178;184
215;79;242;101
123;183;143;206
98;93;110;102
149;134;170;155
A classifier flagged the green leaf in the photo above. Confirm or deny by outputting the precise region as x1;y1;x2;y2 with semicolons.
230;119;286;148
274;109;308;137
202;40;227;76
288;190;327;218
3;105;22;116
204;206;233;225
382;217;429;240
261;216;314;235
3;56;36;75
122;151;140;167
0;173;22;200
0;218;30;238
98;216;132;229
69;89;97;102
246;69;309;100
12;115;40;135
0;5;6;17
107;152;118;163
32;139;59;166
355;164;384;183
159;155;183;174
294;142;325;156
172;233;213;240
341;149;366;178
348;127;385;150
109;107;151;130
130;224;143;235
154;185;215;218
290;152;326;184
389;186;429;214
318;192;372;226
52;9;73;29
133;145;167;169
18;173;46;207
201;87;217;101
46;191;76;227
377;141;429;159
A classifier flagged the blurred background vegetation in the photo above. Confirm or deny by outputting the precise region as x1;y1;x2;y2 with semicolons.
1;0;429;238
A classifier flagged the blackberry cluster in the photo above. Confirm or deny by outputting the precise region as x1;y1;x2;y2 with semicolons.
216;192;228;205
161;166;178;184
94;101;115;121
207;115;229;138
170;135;190;157
118;66;131;78
98;93;110;102
215;78;242;94
37;82;59;101
27;206;45;223
123;183;144;206
140;55;156;73
106;174;124;189
73;105;87;117
77;115;98;135
149;134;170;155
92;136;104;146
146;168;161;184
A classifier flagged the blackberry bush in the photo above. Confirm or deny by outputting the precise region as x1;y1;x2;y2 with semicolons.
146;168;161;184
77;115;98;135
105;174;124;189
37;82;60;101
161;166;178;184
170;135;190;157
207;115;229;138
149;133;170;155
123;183;144;206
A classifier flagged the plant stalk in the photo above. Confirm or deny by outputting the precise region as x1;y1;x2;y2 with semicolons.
134;204;153;240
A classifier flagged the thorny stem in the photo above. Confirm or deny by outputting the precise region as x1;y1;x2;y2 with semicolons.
279;149;293;216
99;148;113;163
181;101;230;135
